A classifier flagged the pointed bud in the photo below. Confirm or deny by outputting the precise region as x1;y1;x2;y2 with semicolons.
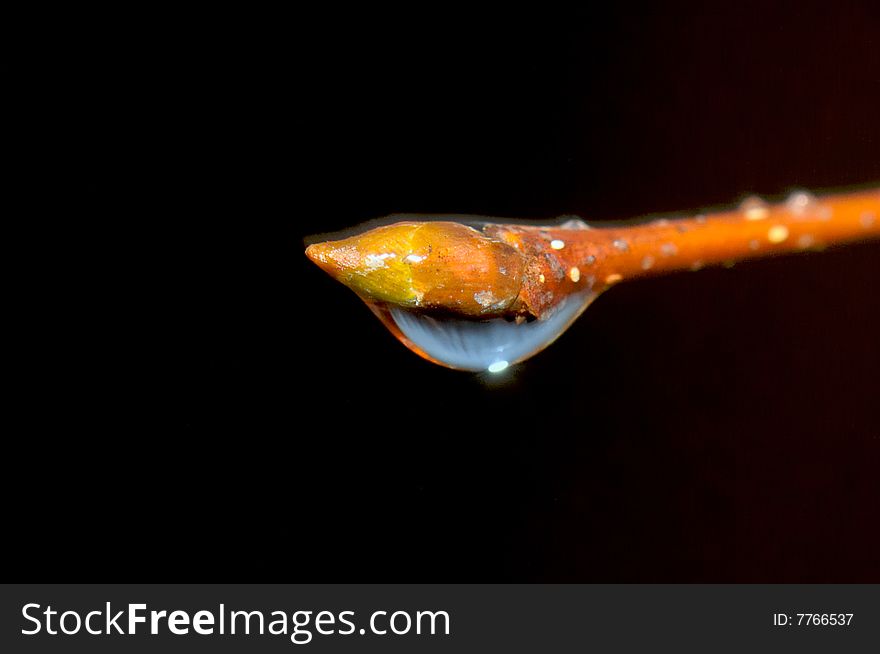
306;222;525;316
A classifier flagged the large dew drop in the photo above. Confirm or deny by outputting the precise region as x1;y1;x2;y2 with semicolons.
368;291;598;372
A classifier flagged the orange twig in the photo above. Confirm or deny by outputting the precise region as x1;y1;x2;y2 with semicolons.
305;188;879;370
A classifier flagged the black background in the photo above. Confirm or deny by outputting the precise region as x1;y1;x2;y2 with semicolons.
16;3;879;581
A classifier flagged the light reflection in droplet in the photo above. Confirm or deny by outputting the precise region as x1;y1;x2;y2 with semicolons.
487;360;509;373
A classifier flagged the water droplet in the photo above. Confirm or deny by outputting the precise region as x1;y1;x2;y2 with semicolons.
569;267;580;282
786;190;816;216
641;255;654;270
860;211;876;228
369;291;598;371
741;196;769;221
748;239;761;251
660;242;678;256
550;239;565;250
768;225;789;244
612;239;629;252
605;273;623;284
560;217;590;230
584;255;596;265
